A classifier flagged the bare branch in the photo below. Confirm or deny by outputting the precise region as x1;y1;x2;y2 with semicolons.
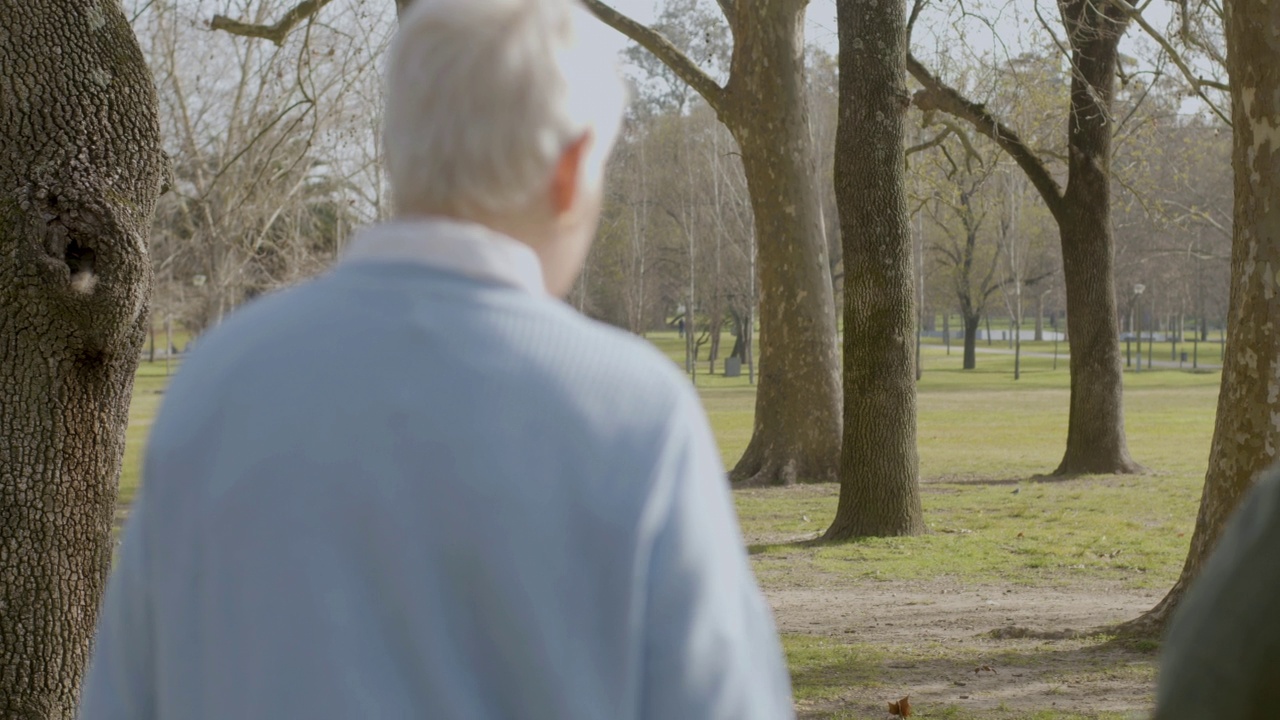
1161;200;1232;240
1023;269;1058;287
907;53;1066;220
925;114;985;166
907;0;927;41
580;0;728;115
1032;0;1073;65
905;127;953;158
1110;0;1231;127
210;0;334;46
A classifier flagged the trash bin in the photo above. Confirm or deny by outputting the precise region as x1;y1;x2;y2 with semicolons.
724;356;742;378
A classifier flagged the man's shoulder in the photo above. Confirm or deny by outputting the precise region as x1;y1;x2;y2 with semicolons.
157;276;349;404
518;304;696;412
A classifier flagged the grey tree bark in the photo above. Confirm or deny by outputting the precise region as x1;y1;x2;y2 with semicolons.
823;0;925;539
0;1;166;716
1120;0;1280;635
583;0;842;485
910;0;1141;475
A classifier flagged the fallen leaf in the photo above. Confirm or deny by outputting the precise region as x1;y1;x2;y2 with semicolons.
1016;532;1024;538
887;695;912;717
974;664;997;675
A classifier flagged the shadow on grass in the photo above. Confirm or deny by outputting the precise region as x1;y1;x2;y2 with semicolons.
925;471;1154;487
748;535;832;555
788;631;1158;719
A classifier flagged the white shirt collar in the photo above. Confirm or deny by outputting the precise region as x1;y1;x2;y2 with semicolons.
341;217;546;295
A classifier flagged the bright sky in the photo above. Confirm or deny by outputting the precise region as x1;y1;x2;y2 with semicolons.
573;0;1210;118
574;0;840;70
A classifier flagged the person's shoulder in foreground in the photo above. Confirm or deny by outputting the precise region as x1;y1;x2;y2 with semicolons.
1154;464;1280;719
77;0;795;717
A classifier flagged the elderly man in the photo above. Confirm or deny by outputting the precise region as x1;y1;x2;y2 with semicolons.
77;0;794;718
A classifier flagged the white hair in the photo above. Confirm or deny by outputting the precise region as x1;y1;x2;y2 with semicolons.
385;0;628;220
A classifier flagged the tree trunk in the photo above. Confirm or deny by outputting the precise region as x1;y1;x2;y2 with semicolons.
726;2;842;485
1014;288;1023;381
1121;0;1280;634
582;0;842;486
823;0;925;539
0;2;166;715
1051;0;1140;475
708;309;724;375
729;309;746;360
963;313;980;370
1034;292;1045;341
907;0;1139;476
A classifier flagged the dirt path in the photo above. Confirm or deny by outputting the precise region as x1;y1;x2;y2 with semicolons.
764;579;1160;719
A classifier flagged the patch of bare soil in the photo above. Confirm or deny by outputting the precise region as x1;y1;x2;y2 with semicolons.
765;579;1160;719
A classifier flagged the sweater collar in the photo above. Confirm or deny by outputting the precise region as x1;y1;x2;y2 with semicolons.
342;217;546;295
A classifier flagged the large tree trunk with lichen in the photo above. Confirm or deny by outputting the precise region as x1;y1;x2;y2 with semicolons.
723;0;841;486
822;0;924;539
1120;0;1280;636
0;2;166;715
581;0;842;487
1051;0;1140;475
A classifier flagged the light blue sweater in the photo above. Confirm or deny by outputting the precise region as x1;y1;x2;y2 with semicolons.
79;221;794;720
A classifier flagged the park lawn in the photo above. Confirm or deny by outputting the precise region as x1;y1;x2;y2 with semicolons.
119;331;1221;718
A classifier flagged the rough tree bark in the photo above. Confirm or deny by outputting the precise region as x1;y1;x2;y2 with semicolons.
823;0;925;539
583;0;842;485
1119;0;1280;635
910;0;1141;475
0;2;166;716
1052;0;1139;473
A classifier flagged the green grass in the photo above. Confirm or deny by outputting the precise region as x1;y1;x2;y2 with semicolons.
741;477;1195;591
120;360;180;507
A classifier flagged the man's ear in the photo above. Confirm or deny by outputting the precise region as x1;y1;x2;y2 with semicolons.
550;131;594;217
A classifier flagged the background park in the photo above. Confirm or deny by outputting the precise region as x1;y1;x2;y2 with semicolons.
2;0;1278;718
